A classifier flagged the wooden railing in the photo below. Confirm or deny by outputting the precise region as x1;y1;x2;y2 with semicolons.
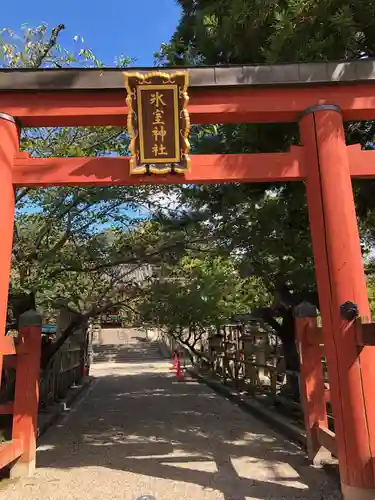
0;314;89;477
0;311;42;476
39;345;84;409
294;310;336;461
203;324;301;407
1;339;87;410
157;320;334;462
157;324;299;407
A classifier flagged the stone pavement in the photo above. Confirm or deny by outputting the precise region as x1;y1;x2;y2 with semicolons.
1;336;341;500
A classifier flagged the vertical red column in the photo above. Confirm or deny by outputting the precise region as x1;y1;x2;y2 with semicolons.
294;303;328;462
300;105;375;500
0;114;19;382
11;310;42;477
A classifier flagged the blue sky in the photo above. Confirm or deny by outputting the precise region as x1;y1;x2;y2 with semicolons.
2;0;181;66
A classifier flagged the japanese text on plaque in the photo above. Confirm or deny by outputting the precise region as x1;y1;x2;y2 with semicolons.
124;71;190;175
151;91;168;157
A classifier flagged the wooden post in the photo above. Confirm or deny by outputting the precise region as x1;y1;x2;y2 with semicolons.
10;310;42;478
300;105;375;499
294;301;329;463
0;114;19;384
223;326;227;385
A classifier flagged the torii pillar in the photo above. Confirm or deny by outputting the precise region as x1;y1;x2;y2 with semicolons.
300;105;375;500
0;114;18;338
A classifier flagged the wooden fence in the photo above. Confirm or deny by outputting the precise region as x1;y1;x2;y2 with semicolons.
0;311;90;477
0;311;42;476
158;315;336;463
157;322;296;405
198;324;301;408
1;337;87;411
200;320;336;459
39;345;85;409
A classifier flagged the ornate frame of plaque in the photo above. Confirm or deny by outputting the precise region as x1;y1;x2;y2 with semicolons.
123;71;190;175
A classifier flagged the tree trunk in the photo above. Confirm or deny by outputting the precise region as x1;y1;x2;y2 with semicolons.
252;306;300;402
277;310;300;402
41;318;84;370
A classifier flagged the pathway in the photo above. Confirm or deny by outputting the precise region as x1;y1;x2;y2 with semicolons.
1;333;340;500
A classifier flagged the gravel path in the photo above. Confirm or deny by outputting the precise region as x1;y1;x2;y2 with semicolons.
1;345;341;500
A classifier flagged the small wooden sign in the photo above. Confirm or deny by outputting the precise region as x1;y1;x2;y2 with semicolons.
124;71;190;175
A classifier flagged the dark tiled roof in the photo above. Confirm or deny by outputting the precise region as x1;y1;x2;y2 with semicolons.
0;60;375;91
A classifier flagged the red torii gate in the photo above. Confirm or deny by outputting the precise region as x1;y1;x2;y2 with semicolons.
1;61;375;498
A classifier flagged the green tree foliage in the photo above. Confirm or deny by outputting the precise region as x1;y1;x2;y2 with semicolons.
154;0;375;300
156;0;375;65
140;252;270;356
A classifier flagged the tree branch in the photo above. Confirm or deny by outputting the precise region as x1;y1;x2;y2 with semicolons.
30;24;65;69
243;306;283;334
15;187;32;203
27;191;86;259
50;237;206;276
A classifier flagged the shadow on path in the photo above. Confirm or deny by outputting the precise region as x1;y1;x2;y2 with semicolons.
22;368;340;500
